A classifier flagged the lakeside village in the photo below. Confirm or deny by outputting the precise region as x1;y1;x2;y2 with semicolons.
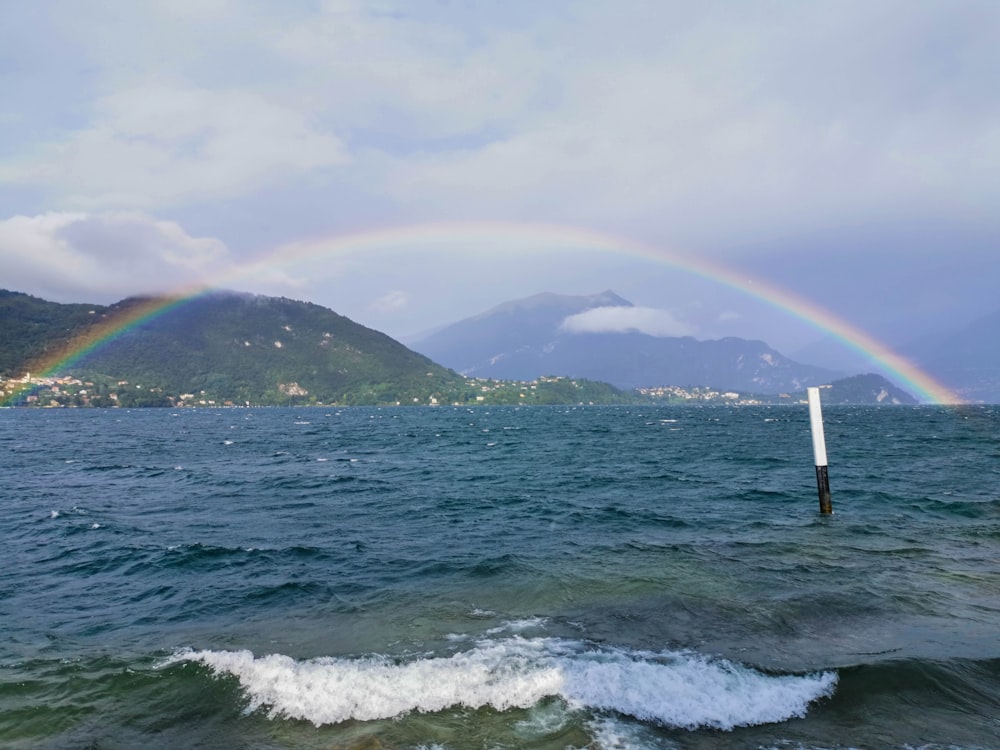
1;372;810;408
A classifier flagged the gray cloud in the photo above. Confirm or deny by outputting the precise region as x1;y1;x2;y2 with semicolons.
0;212;235;301
0;0;996;349
3;1;997;243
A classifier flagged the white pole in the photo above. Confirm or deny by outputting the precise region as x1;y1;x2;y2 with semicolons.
807;387;832;514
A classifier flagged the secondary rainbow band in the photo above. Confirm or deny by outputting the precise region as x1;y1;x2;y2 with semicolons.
2;220;962;405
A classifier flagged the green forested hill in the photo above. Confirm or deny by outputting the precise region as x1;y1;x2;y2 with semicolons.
0;290;107;377
80;292;471;405
1;290;472;405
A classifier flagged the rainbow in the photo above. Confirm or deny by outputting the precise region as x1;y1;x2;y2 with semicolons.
2;220;963;405
0;291;210;406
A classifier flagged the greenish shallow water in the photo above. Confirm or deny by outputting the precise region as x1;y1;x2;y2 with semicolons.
1;405;998;749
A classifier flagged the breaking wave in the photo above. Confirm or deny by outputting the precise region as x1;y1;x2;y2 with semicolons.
168;636;836;730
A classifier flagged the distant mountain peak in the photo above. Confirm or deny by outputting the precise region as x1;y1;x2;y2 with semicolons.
589;290;633;307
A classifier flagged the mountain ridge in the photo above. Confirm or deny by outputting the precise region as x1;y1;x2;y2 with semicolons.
1;288;922;406
412;290;843;394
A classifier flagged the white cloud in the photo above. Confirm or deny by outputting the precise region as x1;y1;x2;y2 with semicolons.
0;84;348;210
0;212;236;301
561;306;693;338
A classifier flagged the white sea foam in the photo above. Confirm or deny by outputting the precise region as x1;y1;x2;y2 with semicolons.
584;715;681;749
168;637;836;730
485;617;548;635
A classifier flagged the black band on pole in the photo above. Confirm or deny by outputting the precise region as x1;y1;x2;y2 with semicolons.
815;464;832;515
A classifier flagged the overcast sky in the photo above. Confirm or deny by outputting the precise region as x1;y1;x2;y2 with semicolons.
1;0;997;362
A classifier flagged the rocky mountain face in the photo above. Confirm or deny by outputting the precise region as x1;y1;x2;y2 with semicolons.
412;291;841;393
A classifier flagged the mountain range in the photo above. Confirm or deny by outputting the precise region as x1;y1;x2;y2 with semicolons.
5;286;988;406
411;291;842;394
412;290;1000;403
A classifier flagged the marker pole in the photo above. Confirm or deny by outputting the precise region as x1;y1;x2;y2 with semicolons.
807;387;833;515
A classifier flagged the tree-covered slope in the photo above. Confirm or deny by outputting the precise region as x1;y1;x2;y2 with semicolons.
79;291;469;404
3;290;469;405
0;290;108;377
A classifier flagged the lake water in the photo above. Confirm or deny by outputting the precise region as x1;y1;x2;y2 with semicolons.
1;405;998;749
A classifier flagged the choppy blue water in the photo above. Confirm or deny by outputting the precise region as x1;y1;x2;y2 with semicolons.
1;405;998;749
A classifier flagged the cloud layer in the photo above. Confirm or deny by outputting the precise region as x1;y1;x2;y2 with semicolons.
3;1;997;246
0;0;996;346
